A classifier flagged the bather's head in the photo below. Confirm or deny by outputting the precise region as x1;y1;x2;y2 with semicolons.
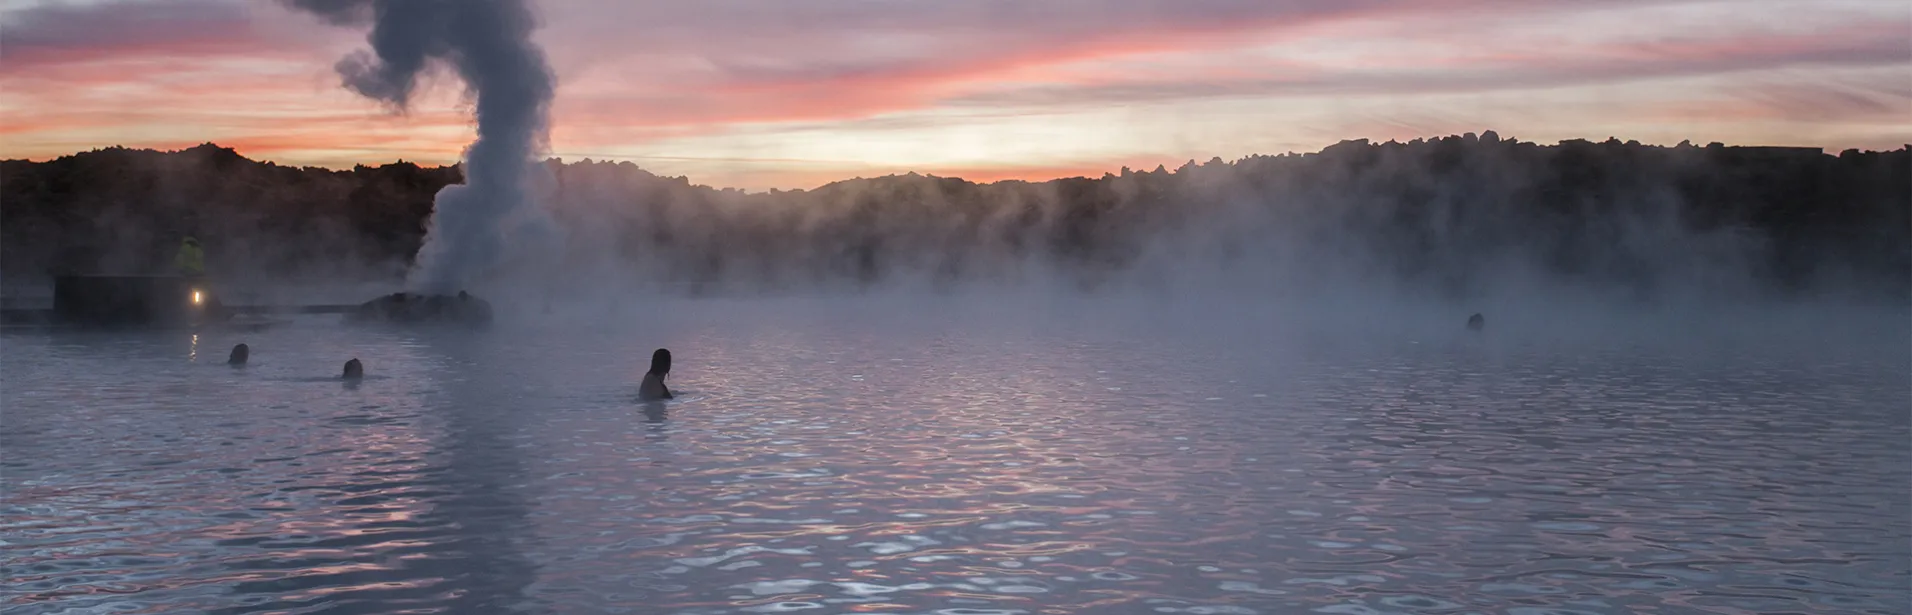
1467;313;1485;331
649;348;672;377
228;343;249;365
343;358;364;379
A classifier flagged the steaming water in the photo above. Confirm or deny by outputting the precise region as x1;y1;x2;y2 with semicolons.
4;300;1908;615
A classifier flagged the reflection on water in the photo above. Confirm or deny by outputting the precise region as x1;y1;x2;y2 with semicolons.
2;306;1908;615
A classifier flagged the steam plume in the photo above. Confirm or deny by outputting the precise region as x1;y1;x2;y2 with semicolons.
287;0;555;294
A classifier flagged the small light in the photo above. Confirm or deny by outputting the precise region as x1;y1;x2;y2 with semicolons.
192;290;203;305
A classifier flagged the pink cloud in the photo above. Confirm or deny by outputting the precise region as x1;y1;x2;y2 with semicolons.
544;3;1379;132
951;22;1910;107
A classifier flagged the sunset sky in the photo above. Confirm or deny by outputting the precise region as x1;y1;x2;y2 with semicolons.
2;0;1907;190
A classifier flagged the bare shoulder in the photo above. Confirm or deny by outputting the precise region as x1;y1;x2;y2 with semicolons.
639;372;672;400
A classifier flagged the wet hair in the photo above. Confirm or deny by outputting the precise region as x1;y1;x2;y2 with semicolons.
649;348;672;376
343;358;364;378
1467;313;1485;331
228;343;249;365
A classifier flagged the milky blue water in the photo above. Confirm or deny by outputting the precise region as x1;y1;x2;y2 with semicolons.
4;299;1908;614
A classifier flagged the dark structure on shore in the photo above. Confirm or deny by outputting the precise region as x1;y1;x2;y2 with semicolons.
347;291;493;326
50;274;227;327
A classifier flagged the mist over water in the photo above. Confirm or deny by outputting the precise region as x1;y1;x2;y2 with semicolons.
438;137;1905;334
5;136;1902;320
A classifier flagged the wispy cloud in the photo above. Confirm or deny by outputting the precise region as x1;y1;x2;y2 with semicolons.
1730;75;1912;122
1;0;263;68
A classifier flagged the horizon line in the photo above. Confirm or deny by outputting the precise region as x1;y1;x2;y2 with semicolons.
9;135;1905;193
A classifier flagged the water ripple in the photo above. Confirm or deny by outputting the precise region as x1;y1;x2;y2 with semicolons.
2;312;1906;614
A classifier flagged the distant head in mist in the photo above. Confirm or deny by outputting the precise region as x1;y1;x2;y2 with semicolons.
343;358;364;379
286;0;556;295
639;348;673;401
1468;313;1485;331
228;343;249;366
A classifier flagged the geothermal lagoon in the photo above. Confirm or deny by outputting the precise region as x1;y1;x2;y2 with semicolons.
3;297;1906;614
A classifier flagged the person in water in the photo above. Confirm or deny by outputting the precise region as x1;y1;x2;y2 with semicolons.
1467;313;1485;331
228;343;249;366
639;348;673;400
342;358;364;379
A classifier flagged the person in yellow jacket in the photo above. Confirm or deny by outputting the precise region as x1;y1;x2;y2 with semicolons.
175;236;204;277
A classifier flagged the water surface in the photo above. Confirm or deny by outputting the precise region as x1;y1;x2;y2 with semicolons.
4;300;1907;614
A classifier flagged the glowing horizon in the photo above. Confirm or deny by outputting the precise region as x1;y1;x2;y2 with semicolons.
2;0;1906;191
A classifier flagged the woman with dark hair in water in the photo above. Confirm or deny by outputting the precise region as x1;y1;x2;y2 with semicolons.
342;358;364;379
639;349;673;400
228;343;249;366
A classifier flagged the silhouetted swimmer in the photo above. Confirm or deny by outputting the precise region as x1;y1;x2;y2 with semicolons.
1467;313;1485;331
343;358;364;379
228;343;249;366
639;348;673;401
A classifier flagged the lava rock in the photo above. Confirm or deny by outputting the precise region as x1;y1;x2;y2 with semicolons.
348;291;493;326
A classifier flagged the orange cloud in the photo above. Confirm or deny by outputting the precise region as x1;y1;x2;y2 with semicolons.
634;153;1201;193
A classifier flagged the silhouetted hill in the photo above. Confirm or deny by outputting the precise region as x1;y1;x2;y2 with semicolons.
3;135;1906;300
1;143;458;284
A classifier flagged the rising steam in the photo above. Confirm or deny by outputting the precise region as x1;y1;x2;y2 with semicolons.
287;0;555;294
